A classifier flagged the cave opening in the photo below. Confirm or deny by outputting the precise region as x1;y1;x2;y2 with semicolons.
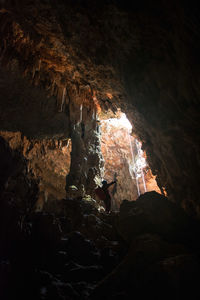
100;112;161;210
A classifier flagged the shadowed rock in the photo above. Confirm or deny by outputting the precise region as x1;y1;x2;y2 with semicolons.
116;191;200;247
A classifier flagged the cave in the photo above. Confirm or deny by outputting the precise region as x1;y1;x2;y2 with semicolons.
0;1;200;299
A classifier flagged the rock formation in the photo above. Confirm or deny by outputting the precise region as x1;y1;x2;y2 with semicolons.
0;131;71;208
65;105;104;197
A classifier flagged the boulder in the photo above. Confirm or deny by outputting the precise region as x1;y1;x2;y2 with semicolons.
116;191;200;246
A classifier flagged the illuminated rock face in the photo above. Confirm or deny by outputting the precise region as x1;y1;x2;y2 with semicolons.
101;115;161;210
101;118;138;209
0;131;71;206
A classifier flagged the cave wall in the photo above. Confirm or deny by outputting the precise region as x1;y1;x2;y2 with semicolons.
0;0;199;216
0;131;71;210
0;136;38;215
122;2;200;216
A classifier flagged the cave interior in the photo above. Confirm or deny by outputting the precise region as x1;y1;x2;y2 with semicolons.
0;1;200;299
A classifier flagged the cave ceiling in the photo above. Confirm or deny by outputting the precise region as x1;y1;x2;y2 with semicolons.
0;1;199;133
0;0;129;132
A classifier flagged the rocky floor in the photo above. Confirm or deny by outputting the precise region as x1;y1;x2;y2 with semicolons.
0;194;126;300
1;191;200;300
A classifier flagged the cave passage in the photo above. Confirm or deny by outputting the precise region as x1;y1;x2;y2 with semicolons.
100;113;161;210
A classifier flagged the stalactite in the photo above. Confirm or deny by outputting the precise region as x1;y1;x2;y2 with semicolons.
56;86;63;112
92;108;95;120
65;88;70;105
32;67;35;79
33;71;40;86
50;80;56;96
36;58;41;71
80;104;83;122
59;87;66;112
66;138;70;148
53;84;58;98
